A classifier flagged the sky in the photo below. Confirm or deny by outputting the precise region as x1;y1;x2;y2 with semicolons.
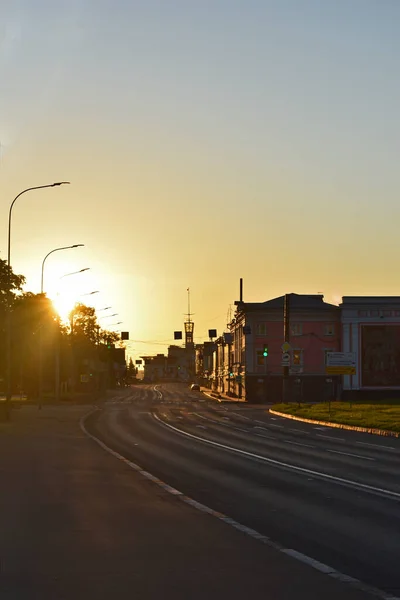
1;0;400;360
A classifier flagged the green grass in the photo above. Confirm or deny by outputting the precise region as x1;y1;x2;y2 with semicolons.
271;401;400;434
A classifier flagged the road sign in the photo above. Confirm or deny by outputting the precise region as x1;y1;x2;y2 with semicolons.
281;352;291;366
80;374;89;383
326;352;356;375
281;341;291;352
290;366;303;374
326;352;356;366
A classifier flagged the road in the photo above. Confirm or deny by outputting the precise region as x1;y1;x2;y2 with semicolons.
87;382;400;598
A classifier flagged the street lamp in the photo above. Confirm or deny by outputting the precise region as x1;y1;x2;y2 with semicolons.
39;244;84;406
60;267;90;279
100;313;118;319
6;182;70;411
81;290;99;297
41;244;84;294
98;307;112;312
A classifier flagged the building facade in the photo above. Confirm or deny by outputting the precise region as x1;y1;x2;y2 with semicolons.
341;296;400;395
227;294;341;403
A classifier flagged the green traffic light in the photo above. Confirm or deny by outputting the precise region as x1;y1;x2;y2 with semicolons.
263;346;268;357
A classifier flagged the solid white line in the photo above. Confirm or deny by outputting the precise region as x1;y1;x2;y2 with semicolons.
356;441;397;451
153;413;400;501
284;440;315;449
316;434;346;442
81;408;400;600
326;449;375;462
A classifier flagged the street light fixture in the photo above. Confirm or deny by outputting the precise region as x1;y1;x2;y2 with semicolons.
41;244;84;293
39;243;84;407
98;307;112;312
60;267;90;279
6;182;70;411
100;313;118;319
81;290;99;297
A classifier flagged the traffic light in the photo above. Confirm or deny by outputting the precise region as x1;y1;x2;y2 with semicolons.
263;344;268;357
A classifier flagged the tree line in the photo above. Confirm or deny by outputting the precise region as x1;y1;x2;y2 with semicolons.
0;258;131;399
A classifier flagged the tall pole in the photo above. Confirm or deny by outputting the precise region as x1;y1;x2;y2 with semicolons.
39;243;83;407
6;182;70;416
283;294;290;403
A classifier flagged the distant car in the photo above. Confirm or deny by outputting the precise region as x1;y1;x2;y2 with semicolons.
190;383;200;391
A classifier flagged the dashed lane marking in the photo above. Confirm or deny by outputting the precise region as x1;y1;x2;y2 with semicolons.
80;408;399;600
326;449;375;462
316;434;346;442
356;441;397;452
284;440;315;449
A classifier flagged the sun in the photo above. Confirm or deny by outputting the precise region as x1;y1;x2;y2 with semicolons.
51;291;78;322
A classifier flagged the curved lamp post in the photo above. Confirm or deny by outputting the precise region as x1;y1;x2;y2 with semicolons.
6;182;70;411
41;244;84;294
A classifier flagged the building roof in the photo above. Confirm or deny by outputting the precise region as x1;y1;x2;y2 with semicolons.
236;293;338;312
341;296;400;305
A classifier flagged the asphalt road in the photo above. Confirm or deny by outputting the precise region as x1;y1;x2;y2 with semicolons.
88;382;400;598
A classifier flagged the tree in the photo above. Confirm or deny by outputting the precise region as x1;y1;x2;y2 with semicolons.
12;292;59;397
0;258;25;312
127;357;137;378
0;259;27;387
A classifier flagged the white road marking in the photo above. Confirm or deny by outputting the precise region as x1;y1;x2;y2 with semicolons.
316;434;346;442
80;409;400;600
287;428;309;435
153;413;400;501
254;433;276;440
231;412;252;421
326;449;375;462
356;441;397;451
284;440;315;449
268;423;284;429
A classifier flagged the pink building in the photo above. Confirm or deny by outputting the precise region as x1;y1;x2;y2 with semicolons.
228;293;341;403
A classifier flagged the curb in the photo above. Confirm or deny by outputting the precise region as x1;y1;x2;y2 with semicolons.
269;409;400;439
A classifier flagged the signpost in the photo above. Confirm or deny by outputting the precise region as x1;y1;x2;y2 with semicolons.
326;352;356;408
281;352;291;367
325;352;356;375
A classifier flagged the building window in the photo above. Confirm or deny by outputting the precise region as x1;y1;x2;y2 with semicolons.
370;310;379;318
382;310;392;317
358;310;368;317
291;323;303;336
256;350;265;366
292;348;303;366
255;323;267;336
324;323;335;336
394;310;400;317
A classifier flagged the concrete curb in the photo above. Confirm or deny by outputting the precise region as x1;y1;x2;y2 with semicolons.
269;409;400;439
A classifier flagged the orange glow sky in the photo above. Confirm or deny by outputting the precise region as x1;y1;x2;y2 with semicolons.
2;1;400;359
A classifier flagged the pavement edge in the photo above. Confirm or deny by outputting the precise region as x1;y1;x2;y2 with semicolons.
269;409;400;438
